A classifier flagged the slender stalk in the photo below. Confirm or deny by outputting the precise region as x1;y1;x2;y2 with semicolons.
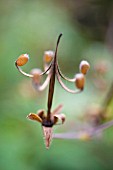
15;62;33;78
47;34;62;120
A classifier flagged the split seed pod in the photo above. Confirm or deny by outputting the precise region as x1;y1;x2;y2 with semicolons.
75;73;85;90
79;60;90;75
16;54;29;66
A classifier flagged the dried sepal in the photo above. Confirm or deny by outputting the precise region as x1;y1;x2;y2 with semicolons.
75;73;85;90
53;116;59;124
52;104;63;115
37;110;45;119
16;54;29;66
53;113;66;124
79;60;90;75
27;113;42;123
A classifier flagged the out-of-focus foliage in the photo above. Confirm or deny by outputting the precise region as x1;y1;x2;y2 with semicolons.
0;0;113;170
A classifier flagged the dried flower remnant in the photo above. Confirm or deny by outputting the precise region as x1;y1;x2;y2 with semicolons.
27;105;65;149
15;33;90;149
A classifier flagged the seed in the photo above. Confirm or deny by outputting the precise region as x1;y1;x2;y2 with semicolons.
79;60;90;74
16;54;29;66
44;51;54;63
75;73;85;90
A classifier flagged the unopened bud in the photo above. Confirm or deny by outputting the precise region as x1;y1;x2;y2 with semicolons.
16;54;29;66
43;51;54;63
75;73;85;90
79;60;90;75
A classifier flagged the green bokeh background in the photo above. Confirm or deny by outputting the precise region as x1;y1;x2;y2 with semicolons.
1;0;113;170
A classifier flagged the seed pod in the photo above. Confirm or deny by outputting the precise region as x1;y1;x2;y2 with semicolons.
43;51;54;63
16;54;29;66
75;73;85;90
79;60;90;75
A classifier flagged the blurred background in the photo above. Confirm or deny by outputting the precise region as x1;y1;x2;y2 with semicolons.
0;0;113;169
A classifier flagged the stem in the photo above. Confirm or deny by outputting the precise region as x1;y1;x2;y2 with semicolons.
102;81;113;113
47;34;62;120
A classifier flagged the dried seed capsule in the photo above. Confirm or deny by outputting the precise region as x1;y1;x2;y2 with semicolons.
16;54;29;66
43;51;54;63
75;73;85;90
79;60;90;75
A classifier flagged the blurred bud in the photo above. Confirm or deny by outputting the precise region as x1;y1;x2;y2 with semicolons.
16;54;29;66
75;73;85;90
43;50;54;63
85;104;104;126
30;68;42;85
79;132;90;141
94;60;110;74
79;60;90;75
